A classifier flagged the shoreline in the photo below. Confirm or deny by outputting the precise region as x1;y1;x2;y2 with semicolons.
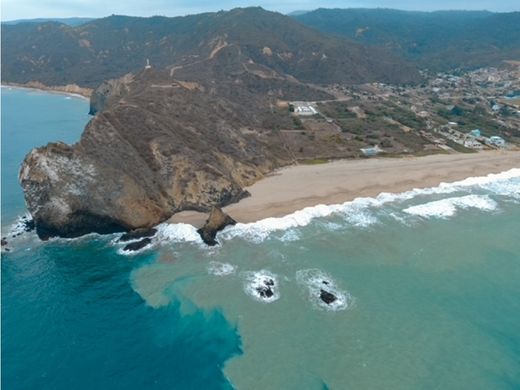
1;82;92;101
170;150;520;227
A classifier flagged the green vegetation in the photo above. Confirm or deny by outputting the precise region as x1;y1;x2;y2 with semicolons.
300;158;329;165
1;7;419;88
436;103;517;140
292;117;304;129
445;139;476;153
376;105;426;129
295;9;520;71
318;102;357;119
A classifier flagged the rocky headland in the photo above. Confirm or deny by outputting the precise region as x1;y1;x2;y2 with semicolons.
13;7;424;240
18;49;332;239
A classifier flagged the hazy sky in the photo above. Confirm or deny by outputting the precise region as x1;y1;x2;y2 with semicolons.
2;0;519;21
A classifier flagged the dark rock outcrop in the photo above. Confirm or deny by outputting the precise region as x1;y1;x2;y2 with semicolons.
123;238;152;252
256;279;275;298
320;289;337;305
21;217;35;232
89;74;133;115
1;237;11;252
118;227;157;243
197;207;236;246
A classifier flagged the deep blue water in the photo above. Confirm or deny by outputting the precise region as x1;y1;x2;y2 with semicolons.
1;88;241;390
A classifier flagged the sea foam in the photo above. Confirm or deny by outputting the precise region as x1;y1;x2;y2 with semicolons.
208;261;236;276
403;195;498;219
296;269;353;311
243;270;280;303
117;168;520;248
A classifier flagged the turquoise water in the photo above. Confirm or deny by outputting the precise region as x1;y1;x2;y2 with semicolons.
1;88;241;390
2;88;520;389
1;88;90;227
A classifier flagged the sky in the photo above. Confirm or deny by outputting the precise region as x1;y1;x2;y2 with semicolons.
2;0;519;21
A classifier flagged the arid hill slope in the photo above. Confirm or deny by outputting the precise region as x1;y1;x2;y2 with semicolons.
2;7;420;88
19;50;333;239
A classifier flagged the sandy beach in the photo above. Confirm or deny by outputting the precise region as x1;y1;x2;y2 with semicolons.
1;83;92;101
170;150;520;226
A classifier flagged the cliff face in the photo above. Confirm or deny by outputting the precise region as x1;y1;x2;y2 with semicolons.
88;74;133;115
19;54;330;239
20;141;167;239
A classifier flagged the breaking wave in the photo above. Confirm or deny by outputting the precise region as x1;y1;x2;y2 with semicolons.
137;168;519;247
403;195;498;219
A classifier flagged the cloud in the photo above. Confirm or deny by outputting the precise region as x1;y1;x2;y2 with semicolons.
2;0;519;20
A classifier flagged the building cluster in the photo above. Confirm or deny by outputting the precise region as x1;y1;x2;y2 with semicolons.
291;102;318;116
288;64;519;157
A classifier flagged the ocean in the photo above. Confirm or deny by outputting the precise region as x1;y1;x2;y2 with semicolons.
2;87;520;389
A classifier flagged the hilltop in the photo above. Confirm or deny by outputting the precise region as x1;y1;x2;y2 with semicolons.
1;7;419;88
1;17;94;26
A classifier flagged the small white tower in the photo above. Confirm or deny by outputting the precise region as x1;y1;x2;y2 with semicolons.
145;59;151;70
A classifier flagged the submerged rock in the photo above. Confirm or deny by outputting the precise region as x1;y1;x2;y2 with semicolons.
118;227;157;243
319;289;337;305
123;237;152;252
1;237;10;252
197;207;236;246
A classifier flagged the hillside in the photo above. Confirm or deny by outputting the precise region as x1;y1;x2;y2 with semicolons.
295;9;520;71
18;47;338;238
1;7;420;88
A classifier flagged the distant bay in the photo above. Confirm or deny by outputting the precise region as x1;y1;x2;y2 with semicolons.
1;87;90;228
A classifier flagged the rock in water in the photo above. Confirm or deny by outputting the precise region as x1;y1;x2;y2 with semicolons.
123;238;152;252
197;207;236;246
256;278;275;298
319;289;337;305
118;227;157;242
1;237;10;252
19;216;35;232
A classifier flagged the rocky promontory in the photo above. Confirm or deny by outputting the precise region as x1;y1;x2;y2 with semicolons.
19;51;331;239
197;207;236;246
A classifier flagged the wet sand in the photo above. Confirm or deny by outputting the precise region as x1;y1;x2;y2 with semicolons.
170;150;520;227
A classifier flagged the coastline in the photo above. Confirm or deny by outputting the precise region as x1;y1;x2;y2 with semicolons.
170;150;520;227
1;82;92;101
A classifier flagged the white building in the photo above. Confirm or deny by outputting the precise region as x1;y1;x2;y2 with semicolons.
464;139;483;149
360;145;382;157
292;102;318;116
488;136;506;147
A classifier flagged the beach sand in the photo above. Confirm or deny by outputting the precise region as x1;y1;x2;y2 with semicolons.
170;150;520;227
1;84;91;100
